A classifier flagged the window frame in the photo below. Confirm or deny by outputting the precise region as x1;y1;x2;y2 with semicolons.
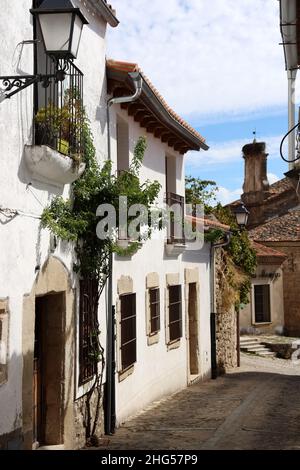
167;285;183;343
78;279;99;386
251;281;272;325
119;293;137;373
148;287;160;336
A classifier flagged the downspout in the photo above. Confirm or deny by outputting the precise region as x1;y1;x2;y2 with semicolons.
210;233;231;380
288;69;297;170
105;72;143;435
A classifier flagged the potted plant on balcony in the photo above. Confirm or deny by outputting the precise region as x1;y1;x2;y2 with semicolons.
25;88;86;187
35;88;84;163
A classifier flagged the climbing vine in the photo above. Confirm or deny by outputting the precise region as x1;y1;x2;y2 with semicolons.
41;110;161;442
185;178;257;310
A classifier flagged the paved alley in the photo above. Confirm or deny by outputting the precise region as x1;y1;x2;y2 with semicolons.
103;354;300;450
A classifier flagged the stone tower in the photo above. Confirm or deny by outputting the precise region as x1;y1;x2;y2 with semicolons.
241;141;270;227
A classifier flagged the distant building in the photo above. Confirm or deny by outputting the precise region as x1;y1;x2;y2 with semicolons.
230;141;300;336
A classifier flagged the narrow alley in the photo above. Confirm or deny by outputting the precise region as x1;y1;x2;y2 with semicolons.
103;354;300;450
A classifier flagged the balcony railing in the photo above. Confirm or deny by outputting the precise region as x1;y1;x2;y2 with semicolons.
166;192;185;244
34;58;84;162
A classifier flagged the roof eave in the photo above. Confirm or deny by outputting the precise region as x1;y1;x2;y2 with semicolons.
140;78;209;151
89;0;119;27
107;67;208;152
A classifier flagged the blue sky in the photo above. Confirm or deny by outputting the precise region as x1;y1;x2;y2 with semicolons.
108;0;293;204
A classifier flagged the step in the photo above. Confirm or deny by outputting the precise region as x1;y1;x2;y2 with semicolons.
242;348;270;354
241;342;262;348
243;345;269;351
240;338;260;345
258;351;276;356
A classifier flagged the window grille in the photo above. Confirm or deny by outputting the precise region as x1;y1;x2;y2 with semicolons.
168;285;182;342
79;279;99;385
166;192;185;244
120;293;137;371
149;288;160;335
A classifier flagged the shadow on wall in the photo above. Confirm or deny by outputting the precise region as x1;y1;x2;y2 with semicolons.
0;351;26;450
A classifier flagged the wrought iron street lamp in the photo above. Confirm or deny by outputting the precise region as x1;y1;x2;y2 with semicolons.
0;0;88;102
31;0;88;60
233;204;249;229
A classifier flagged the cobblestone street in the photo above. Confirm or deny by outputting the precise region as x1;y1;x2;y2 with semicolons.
103;354;300;450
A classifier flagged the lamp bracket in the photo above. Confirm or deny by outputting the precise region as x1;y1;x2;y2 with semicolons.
0;61;68;102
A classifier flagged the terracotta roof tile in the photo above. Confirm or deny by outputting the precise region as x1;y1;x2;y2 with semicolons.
229;177;294;208
252;241;287;259
249;210;300;242
186;215;230;232
107;59;206;145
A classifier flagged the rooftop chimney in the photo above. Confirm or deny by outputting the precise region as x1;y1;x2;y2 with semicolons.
242;141;270;208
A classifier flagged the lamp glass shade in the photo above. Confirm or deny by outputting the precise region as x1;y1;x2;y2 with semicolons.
39;13;73;57
71;14;84;58
31;1;89;60
235;211;249;227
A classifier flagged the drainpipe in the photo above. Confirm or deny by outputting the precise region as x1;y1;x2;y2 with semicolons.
105;72;143;435
210;233;231;380
288;69;297;171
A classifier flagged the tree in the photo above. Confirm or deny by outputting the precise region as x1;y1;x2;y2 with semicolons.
185;176;218;213
185;177;256;307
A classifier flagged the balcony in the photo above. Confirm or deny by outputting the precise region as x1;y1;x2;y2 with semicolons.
24;59;85;188
165;192;186;256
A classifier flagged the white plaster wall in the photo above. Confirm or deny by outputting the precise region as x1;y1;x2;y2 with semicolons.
0;0;108;438
183;246;212;380
109;105;212;424
240;265;285;335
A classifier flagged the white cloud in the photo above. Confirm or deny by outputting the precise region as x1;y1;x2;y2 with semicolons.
186;134;283;168
267;172;280;184
216;187;242;205
108;0;290;120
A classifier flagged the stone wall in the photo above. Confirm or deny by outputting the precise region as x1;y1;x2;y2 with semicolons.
215;250;238;374
262;341;300;360
0;428;23;450
264;242;300;337
74;390;105;449
216;309;238;374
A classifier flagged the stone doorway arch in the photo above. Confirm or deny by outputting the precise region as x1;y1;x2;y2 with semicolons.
22;256;75;449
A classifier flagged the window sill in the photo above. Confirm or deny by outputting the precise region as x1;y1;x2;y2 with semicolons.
167;339;181;351
165;242;186;257
118;365;134;382
252;322;272;326
147;332;159;346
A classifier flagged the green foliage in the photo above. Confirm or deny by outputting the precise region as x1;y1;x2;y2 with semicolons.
185;176;218;213
185;179;257;307
41;125;161;281
35;88;85;162
212;204;257;306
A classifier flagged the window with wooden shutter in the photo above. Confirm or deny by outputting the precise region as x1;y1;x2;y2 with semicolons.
120;293;137;371
79;279;99;385
168;285;182;342
149;288;160;335
254;284;271;323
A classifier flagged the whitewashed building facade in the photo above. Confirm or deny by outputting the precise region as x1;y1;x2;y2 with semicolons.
0;0;228;450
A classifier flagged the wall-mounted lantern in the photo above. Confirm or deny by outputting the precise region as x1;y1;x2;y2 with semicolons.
233;203;250;229
30;0;88;60
0;0;88;102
